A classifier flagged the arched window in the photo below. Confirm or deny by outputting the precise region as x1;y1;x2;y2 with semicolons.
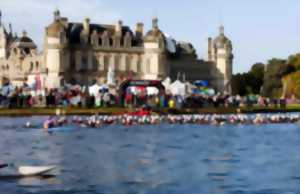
13;48;18;55
137;55;141;73
29;62;34;71
92;55;98;70
104;55;109;71
115;55;120;71
81;53;88;70
126;55;131;72
146;59;151;73
35;61;39;70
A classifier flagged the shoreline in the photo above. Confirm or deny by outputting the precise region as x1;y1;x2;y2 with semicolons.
0;106;299;116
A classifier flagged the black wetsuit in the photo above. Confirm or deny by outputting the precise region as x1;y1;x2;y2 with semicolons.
0;164;8;169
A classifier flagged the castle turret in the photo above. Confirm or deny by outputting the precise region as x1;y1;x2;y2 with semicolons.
210;25;233;94
135;22;144;40
0;11;7;59
44;9;68;88
115;20;123;36
143;17;167;80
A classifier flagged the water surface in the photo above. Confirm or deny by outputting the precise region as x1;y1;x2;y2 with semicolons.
0;116;300;194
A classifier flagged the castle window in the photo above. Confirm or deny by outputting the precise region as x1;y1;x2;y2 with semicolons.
126;55;131;72
146;59;151;73
6;64;9;70
104;55;109;71
115;55;120;71
81;53;88;70
35;61;39;70
137;55;141;73
13;48;18;55
92;55;98;70
101;31;110;47
113;36;121;48
24;48;30;55
30;62;34;71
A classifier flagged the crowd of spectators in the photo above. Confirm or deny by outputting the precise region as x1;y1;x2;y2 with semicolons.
0;84;294;109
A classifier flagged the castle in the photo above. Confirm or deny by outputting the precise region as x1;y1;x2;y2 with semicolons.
0;10;233;93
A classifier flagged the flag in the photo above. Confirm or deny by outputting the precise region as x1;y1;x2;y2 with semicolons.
35;72;42;91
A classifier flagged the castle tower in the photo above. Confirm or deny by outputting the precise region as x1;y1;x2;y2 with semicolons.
143;17;167;80
209;25;233;94
44;9;67;88
0;11;7;59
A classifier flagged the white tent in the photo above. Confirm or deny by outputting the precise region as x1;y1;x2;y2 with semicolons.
162;77;172;90
89;84;100;96
170;80;186;96
184;82;196;95
146;87;159;95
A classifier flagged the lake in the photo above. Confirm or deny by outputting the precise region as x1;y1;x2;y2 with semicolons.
0;116;300;194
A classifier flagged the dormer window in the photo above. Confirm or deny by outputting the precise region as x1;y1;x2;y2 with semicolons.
101;31;109;48
124;32;132;48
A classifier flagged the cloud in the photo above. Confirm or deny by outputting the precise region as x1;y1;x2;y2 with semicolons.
0;0;121;49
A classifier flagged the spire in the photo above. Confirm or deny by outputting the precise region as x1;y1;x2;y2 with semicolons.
22;30;27;37
219;25;224;35
152;17;158;30
9;23;12;34
54;9;60;21
0;10;2;26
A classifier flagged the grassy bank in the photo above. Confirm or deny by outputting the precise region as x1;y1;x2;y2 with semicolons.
0;105;299;116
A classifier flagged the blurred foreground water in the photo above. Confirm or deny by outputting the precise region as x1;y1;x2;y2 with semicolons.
0;116;300;194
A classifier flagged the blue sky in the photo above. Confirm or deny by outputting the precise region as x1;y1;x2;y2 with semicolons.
1;0;300;73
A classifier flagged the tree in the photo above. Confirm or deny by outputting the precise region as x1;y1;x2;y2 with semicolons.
231;63;265;95
231;73;247;95
249;63;265;94
287;53;300;71
261;58;287;97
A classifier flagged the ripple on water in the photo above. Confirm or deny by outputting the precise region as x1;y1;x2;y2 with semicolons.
0;117;300;194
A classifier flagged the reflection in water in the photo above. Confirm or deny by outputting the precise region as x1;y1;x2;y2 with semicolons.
0;117;299;193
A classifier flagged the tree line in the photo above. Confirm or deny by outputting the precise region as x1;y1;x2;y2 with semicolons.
231;53;300;98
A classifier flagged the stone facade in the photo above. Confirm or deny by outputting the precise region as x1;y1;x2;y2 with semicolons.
0;10;233;94
207;26;234;93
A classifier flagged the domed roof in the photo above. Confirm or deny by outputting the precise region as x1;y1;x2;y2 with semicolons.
144;28;164;42
47;20;65;38
18;36;33;43
12;31;36;49
144;17;165;42
213;26;232;49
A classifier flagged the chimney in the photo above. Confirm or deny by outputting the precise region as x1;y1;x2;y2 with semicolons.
115;20;123;36
83;17;90;34
135;22;144;38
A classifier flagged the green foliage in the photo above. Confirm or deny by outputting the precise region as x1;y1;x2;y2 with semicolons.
261;58;295;97
287;53;300;71
232;63;265;95
233;53;300;98
282;71;300;98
